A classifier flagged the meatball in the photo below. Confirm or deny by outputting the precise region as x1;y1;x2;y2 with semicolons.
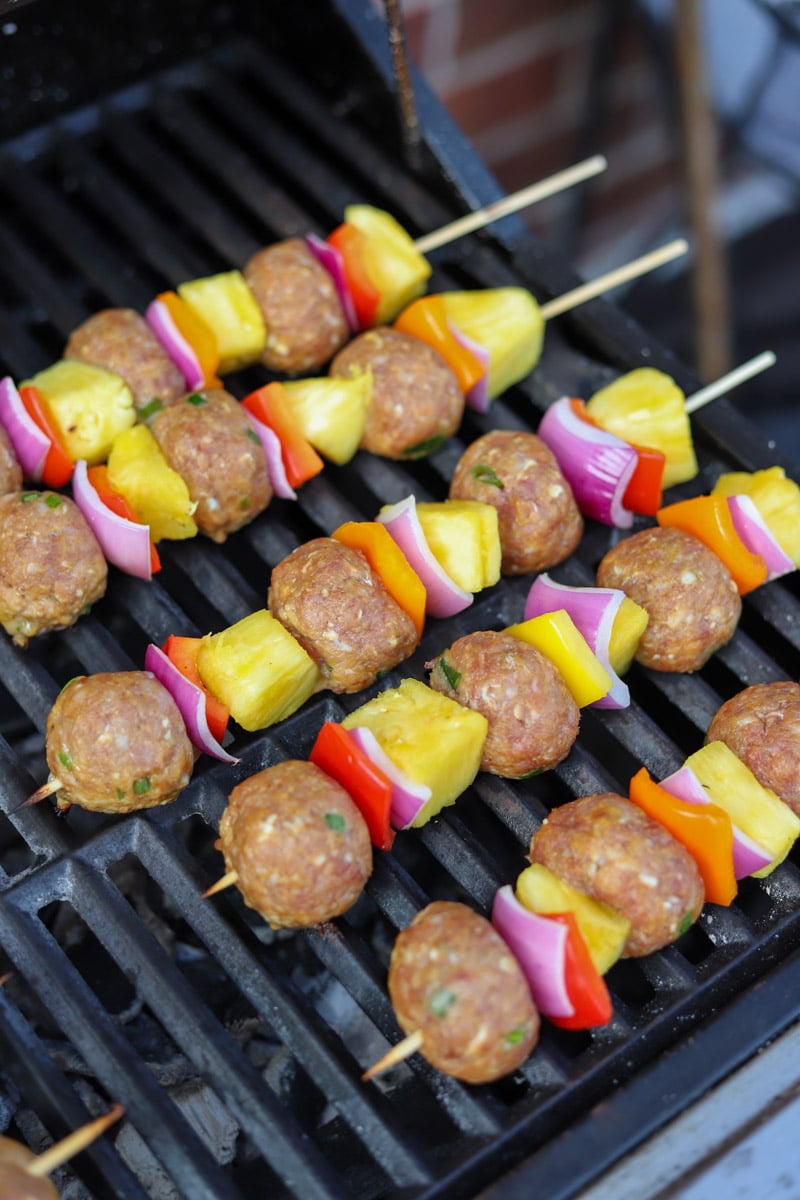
0;491;107;646
388;901;539;1084
0;1137;58;1200
530;792;705;957
218;760;372;929
0;424;22;497
427;630;579;777
596;525;741;673
268;538;419;693
151;387;271;542
707;681;800;817
330;327;464;459
65;307;186;409
449;430;583;575
45;671;194;814
243;238;350;374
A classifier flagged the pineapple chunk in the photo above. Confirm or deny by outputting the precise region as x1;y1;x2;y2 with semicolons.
505;610;612;707
281;375;371;464
516;863;631;974
585;368;698;489
684;741;800;876
24;360;135;465
414;499;501;593
196;610;321;732
341;678;487;826
711;466;800;566
344;204;431;325
440;289;544;400
107;424;197;542
608;596;650;675
178;270;266;373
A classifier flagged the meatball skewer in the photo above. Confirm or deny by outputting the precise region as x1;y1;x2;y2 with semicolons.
0;1105;123;1200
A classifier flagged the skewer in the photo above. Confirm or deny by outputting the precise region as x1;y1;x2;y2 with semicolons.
23;1104;124;1179
684;350;777;414
413;155;608;254
362;1029;424;1081
539;238;689;321
202;869;239;899
19;777;63;810
0;972;11;987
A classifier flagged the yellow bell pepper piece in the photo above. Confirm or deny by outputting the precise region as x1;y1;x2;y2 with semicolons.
505;610;612;707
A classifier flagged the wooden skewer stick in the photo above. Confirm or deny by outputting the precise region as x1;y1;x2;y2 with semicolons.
17;777;63;810
202;869;239;899
413;155;608;255
24;1104;124;1179
0;972;12;987
362;1029;424;1081
539;238;689;321
684;350;777;415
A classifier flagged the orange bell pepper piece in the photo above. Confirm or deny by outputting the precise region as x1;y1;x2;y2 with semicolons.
241;382;324;488
656;494;767;594
393;295;486;394
310;720;394;850
326;223;380;329
569;399;665;516
161;634;230;745
87;465;161;575
18;385;74;487
547;911;613;1030
157;291;221;387
332;520;426;638
629;766;736;906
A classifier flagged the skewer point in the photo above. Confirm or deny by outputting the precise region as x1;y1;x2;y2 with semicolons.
12;777;63;812
25;1104;125;1179
362;1029;425;1081
202;869;239;899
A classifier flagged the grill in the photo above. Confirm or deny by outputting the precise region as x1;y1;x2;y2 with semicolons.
1;2;799;1198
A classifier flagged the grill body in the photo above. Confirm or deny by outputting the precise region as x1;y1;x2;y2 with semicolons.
0;3;799;1198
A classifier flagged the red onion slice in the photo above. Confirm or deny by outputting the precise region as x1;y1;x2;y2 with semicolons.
145;298;204;390
244;410;297;500
0;375;50;480
450;322;490;413
659;764;773;878
72;459;154;581
377;495;473;618
305;233;360;333
491;886;573;1019
346;724;432;829
525;574;630;709
144;643;239;763
726;494;794;582
538;397;638;528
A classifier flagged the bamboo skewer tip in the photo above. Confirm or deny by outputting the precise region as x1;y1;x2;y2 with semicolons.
684;349;777;415
540;238;690;323
362;1029;424;1081
202;869;239;899
14;777;63;812
25;1105;125;1179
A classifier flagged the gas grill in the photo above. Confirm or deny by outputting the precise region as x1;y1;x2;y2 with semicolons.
1;2;799;1197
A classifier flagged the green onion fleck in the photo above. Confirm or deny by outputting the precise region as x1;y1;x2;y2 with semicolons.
401;434;446;459
505;1028;526;1046
133;776;151;796
116;788;125;800
516;767;544;779
138;398;163;420
437;655;461;691
429;987;457;1019
59;676;84;694
678;910;694;936
187;392;206;406
246;428;261;444
471;463;504;488
44;494;62;508
57;750;73;771
325;812;346;832
20;492;39;502
239;497;251;510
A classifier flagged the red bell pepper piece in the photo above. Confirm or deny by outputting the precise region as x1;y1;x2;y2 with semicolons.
393;295;486;394
569;399;665;516
657;494;768;594
547;910;613;1031
310;721;395;851
87;465;161;575
18;385;74;487
161;634;229;745
241;382;324;489
326;223;380;329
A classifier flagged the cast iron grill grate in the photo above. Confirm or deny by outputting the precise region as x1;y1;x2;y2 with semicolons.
1;15;800;1200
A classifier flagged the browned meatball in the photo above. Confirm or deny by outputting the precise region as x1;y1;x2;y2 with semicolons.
707;681;800;817
0;424;22;496
45;671;194;814
243;238;350;374
330;327;464;459
268;538;419;693
0;491;107;646
218;760;372;929
530;793;705;957
0;1137;58;1200
449;430;583;575
151;388;271;542
65;308;186;409
427;630;579;777
596;526;741;673
388;901;539;1084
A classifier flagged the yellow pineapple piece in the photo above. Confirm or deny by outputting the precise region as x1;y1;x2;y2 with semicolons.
684;741;800;876
178;270;266;373
196;610;321;732
608;596;650;675
711;466;800;565
24;360;135;465
505;610;612;707
344;204;431;325
281;375;371;464
440;289;545;400
414;499;501;593
107;424;197;542
516;862;631;974
585;367;698;489
342;678;487;826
